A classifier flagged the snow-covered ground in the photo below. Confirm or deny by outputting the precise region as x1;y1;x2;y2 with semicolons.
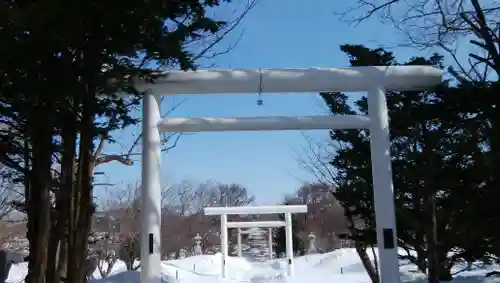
6;248;500;283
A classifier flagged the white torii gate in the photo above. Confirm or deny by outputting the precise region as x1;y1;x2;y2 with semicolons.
204;205;308;278
138;66;442;283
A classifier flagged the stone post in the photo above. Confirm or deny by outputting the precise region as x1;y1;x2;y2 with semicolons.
237;228;242;257
267;227;273;260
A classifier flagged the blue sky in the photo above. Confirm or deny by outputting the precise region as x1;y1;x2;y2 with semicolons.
95;0;442;205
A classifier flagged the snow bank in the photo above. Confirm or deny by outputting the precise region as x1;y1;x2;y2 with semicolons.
6;248;500;283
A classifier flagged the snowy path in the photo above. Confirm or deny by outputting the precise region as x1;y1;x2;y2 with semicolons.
6;248;500;283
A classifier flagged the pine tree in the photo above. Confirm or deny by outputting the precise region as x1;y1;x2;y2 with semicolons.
0;2;236;283
319;44;492;282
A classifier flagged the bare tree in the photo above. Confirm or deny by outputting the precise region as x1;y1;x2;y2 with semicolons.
84;1;264;265
162;180;254;215
286;183;349;252
339;0;500;82
96;183;141;271
211;182;256;207
0;169;24;246
95;241;118;278
160;181;209;258
159;181;255;258
162;180;200;216
0;175;13;224
96;180;256;262
187;0;263;66
295;133;380;282
91;189;128;278
97;0;264;171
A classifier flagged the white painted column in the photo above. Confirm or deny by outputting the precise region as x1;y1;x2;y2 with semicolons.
237;228;242;257
367;87;400;283
268;227;273;260
221;214;228;278
141;90;162;283
284;212;294;276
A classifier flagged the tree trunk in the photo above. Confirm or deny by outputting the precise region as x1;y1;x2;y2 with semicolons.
355;242;379;283
370;245;379;273
415;235;427;273
46;223;61;283
55;104;78;283
67;91;95;283
25;100;55;283
438;253;452;281
467;261;473;271
421;127;442;283
343;205;379;283
423;164;452;282
57;239;68;282
426;194;439;283
423;155;439;283
410;162;427;274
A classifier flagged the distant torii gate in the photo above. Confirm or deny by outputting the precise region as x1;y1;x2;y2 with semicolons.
138;66;443;283
204;205;308;278
233;223;278;259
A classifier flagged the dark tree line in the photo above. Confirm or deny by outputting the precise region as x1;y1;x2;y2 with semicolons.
309;44;500;283
2;2;499;283
316;2;500;283
0;1;256;283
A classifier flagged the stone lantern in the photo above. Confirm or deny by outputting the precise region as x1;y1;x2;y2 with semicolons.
193;233;203;255
307;232;319;254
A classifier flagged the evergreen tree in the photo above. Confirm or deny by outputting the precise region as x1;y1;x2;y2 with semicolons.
319;44;491;282
118;235;140;271
0;1;238;283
